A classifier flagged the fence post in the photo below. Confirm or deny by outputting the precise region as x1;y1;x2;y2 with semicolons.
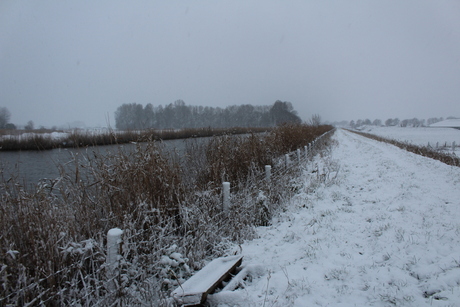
296;149;301;164
453;141;456;152
265;165;271;182
304;145;308;158
223;182;230;211
436;142;439;149
285;154;289;169
107;228;123;293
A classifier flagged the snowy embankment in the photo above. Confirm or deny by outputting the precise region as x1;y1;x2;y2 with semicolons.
214;129;460;306
358;126;460;155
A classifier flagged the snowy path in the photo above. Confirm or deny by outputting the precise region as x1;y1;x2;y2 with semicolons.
216;129;460;306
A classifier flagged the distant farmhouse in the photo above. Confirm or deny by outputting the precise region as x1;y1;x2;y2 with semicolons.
430;119;460;130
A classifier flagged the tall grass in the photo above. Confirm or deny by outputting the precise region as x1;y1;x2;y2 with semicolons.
0;123;334;305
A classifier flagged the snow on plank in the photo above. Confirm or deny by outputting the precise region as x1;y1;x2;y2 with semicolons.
171;255;243;306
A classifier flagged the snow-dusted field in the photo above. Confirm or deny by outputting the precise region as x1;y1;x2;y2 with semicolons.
358;126;460;155
212;129;460;306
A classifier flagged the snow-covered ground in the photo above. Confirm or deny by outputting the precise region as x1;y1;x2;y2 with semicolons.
358;126;459;154
430;119;460;129
212;129;460;306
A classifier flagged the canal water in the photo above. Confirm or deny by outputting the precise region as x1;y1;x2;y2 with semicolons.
0;138;198;188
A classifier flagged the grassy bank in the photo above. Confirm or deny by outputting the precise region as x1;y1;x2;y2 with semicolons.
0;127;270;151
0;124;333;306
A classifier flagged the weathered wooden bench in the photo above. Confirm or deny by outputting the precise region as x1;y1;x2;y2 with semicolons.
171;255;243;306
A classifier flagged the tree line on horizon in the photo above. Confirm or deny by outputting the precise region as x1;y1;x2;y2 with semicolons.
114;100;302;130
344;117;451;128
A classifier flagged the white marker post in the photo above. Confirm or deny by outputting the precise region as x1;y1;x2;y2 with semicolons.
296;149;301;164
265;165;271;182
223;182;230;212
107;228;124;293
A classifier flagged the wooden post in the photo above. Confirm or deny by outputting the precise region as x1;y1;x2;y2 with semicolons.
436;142;439;149
107;228;123;292
304;145;308;158
265;165;271;181
285;154;289;169
453;141;456;152
223;182;230;211
296;149;301;164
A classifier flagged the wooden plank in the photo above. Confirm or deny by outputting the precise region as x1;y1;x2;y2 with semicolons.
171;255;243;306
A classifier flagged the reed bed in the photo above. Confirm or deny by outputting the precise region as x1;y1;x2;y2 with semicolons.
0;123;334;306
0;127;270;151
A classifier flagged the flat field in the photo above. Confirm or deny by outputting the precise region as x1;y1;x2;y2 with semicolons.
359;126;460;154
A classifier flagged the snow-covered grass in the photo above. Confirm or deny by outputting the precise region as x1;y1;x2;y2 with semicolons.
217;129;460;306
359;126;460;155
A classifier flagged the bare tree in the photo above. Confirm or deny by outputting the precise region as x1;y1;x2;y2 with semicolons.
0;107;11;128
25;120;34;130
372;119;382;126
308;114;321;126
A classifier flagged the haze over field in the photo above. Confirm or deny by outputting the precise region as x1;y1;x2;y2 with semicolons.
1;1;460;127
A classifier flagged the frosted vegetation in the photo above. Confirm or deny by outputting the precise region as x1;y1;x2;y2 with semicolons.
0;123;332;305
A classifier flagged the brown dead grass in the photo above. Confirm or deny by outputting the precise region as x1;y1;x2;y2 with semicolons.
0;123;334;305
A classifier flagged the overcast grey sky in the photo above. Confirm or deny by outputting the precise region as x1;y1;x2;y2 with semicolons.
1;1;459;128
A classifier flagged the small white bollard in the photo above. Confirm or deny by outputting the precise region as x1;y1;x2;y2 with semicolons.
285;154;289;169
107;228;124;292
296;149;301;164
265;165;271;181
223;182;230;211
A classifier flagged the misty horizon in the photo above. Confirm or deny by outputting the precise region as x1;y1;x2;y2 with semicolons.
1;1;460;128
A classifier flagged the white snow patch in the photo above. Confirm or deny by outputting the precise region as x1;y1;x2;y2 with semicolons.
222;129;460;306
360;126;459;147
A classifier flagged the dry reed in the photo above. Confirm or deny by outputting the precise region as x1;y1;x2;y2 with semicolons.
0;123;334;305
